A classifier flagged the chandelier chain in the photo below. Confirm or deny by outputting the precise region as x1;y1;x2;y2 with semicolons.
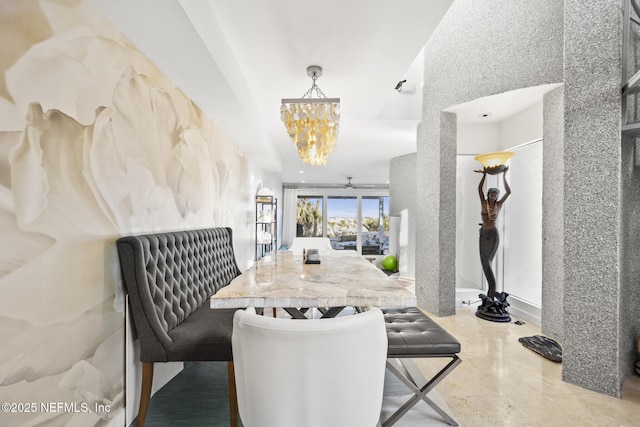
302;79;327;99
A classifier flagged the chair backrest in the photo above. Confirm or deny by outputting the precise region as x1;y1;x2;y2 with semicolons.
232;307;387;427
287;237;335;254
117;227;241;360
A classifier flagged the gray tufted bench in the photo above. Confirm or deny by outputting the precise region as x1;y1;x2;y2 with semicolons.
381;307;462;426
117;227;242;427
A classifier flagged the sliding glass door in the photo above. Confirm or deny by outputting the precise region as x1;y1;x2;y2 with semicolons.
294;191;389;255
327;197;358;251
362;196;389;255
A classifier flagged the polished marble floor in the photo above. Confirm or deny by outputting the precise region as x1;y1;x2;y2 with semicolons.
133;302;640;426
416;304;640;426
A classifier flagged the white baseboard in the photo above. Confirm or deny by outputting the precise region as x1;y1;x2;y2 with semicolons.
507;296;541;327
455;288;482;305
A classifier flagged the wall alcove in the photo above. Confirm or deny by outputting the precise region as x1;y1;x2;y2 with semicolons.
446;84;560;326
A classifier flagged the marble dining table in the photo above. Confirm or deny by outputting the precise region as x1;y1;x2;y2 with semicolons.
210;250;416;318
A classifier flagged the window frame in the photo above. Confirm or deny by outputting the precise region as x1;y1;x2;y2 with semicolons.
295;188;389;255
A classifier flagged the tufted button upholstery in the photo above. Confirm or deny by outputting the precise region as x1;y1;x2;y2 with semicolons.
139;228;240;332
117;227;244;426
117;227;242;362
379;306;462;426
381;306;461;357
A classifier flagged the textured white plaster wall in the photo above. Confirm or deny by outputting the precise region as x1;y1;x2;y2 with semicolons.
0;2;260;426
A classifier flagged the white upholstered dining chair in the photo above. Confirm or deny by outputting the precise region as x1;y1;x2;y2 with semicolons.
287;237;335;254
231;307;388;427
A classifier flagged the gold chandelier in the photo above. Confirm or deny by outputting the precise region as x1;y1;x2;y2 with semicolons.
280;65;340;166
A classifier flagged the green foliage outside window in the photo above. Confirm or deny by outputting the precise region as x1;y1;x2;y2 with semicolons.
296;198;322;237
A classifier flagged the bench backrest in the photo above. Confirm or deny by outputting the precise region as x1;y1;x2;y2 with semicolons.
117;228;241;340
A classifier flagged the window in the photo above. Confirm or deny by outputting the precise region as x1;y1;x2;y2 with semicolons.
292;190;389;255
362;196;389;255
296;197;323;237
327;197;357;251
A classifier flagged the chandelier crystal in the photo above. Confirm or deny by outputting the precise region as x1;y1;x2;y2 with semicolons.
280;65;340;166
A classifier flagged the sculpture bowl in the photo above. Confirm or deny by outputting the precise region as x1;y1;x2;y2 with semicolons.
484;164;508;175
474;151;515;170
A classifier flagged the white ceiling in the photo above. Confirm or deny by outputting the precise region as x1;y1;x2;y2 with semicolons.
449;84;562;125
90;0;555;187
90;0;452;186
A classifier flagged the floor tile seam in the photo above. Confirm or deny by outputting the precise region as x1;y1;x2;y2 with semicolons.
438;390;601;400
438;382;594;394
454;354;561;364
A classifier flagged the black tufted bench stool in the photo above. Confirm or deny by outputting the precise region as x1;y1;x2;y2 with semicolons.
381;307;462;427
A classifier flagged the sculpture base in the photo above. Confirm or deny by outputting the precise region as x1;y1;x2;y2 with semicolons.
475;292;511;323
476;307;511;322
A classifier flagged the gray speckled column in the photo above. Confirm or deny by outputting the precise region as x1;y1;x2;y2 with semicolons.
541;87;564;341
621;135;640;381
389;153;417;278
416;112;457;316
416;0;637;398
622;4;640;377
417;0;563;317
562;0;624;396
437;112;458;315
416;117;441;314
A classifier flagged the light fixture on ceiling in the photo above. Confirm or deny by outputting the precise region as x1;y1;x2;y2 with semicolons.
280;65;340;166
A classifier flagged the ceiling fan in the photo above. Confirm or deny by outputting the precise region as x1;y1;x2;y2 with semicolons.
344;176;356;189
336;177;375;189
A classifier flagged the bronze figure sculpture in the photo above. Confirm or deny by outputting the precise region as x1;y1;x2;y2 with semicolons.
475;167;511;322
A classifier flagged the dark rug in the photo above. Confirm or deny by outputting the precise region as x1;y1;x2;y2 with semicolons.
519;335;563;363
132;362;453;426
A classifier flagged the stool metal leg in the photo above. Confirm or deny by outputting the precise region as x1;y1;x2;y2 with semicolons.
383;356;461;427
